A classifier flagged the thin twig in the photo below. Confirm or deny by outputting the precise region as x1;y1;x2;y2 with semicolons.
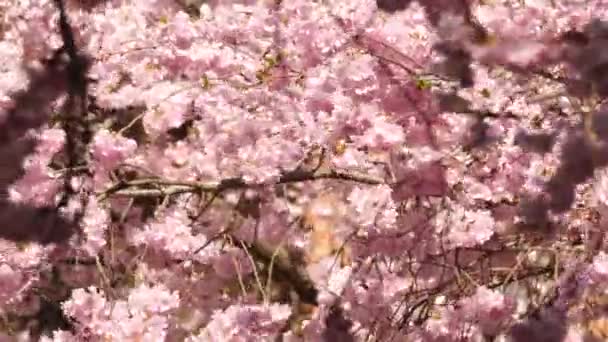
239;239;268;303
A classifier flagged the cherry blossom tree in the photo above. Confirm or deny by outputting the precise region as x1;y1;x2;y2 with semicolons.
1;0;608;341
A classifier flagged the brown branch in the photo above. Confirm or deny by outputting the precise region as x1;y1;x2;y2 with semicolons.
98;168;385;199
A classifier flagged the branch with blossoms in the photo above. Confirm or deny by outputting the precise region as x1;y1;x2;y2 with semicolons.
380;242;565;337
94;165;384;305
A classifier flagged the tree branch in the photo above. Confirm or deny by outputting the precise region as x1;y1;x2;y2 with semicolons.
98;168;385;199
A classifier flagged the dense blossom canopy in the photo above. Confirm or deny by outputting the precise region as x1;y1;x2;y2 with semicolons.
1;0;608;340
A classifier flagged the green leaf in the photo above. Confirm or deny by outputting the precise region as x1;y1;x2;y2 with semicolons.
415;78;433;90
